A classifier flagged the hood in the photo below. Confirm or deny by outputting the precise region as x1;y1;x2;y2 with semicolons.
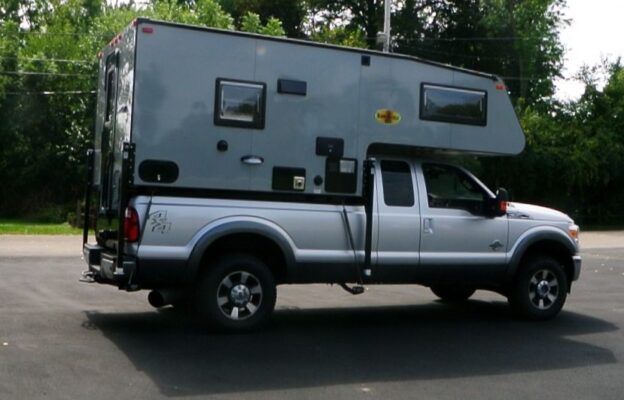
507;202;572;223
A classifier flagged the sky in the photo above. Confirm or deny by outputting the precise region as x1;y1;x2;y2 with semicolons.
555;0;624;100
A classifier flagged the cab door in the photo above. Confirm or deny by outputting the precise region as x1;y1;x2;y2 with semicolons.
415;161;508;274
374;159;421;281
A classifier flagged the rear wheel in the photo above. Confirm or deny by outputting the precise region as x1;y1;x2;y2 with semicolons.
196;254;276;332
509;256;567;320
430;285;476;302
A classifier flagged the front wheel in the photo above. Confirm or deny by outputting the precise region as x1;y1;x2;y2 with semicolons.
509;256;568;320
196;254;276;332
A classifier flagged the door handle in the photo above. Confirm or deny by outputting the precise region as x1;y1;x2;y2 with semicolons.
241;155;264;165
423;218;433;234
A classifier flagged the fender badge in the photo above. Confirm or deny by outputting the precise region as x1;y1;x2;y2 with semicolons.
375;109;401;125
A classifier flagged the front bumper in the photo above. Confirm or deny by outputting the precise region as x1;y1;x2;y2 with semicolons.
572;255;582;281
83;243;137;288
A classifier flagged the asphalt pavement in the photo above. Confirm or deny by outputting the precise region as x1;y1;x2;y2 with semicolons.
0;232;622;400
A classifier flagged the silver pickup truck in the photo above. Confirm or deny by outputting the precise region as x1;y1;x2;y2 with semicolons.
82;20;581;331
83;157;581;331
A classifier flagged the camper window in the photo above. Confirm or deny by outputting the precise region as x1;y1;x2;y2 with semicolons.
420;84;487;126
215;79;266;129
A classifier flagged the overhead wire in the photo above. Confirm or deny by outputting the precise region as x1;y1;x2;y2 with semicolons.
0;71;96;77
0;56;95;65
3;90;96;95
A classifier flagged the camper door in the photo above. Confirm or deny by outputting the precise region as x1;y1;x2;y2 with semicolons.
99;50;122;214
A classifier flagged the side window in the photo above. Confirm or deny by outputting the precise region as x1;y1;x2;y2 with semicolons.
420;83;487;126
422;163;486;212
214;78;266;129
381;160;414;207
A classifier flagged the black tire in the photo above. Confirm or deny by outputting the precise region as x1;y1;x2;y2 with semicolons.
195;254;276;332
430;285;476;302
508;256;568;320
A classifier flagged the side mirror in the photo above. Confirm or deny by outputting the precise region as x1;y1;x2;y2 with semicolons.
494;188;509;217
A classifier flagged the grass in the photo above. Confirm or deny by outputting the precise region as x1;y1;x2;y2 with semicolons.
0;219;82;235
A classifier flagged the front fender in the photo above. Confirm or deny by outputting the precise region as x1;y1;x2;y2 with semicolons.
506;226;577;279
185;216;297;280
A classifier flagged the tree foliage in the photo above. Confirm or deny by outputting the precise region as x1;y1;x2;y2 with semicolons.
0;0;283;217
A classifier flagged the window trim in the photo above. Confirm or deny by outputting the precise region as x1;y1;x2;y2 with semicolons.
214;78;266;129
419;82;487;126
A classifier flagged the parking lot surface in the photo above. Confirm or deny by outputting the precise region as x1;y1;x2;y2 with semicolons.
0;233;622;400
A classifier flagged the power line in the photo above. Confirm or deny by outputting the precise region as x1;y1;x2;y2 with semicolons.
410;37;542;42
13;31;109;37
3;90;96;95
399;44;512;61
0;56;94;65
366;36;544;42
0;71;95;77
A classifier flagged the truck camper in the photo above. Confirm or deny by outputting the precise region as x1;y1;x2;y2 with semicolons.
82;18;581;331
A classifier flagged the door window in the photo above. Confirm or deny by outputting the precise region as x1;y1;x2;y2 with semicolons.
380;160;414;207
422;163;487;214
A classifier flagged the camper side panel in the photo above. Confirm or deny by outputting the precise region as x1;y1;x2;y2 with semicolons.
357;59;524;157
250;39;362;195
132;24;256;192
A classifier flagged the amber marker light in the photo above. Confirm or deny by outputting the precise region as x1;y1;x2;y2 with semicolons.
568;224;579;241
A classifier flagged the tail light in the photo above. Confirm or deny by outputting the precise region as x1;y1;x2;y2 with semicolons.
124;207;140;242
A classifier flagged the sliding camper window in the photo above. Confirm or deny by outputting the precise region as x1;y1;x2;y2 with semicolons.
420;84;487;126
214;79;266;129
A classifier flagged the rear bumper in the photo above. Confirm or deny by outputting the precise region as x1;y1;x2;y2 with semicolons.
83;243;137;289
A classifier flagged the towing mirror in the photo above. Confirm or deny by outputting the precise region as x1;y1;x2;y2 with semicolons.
494;188;509;217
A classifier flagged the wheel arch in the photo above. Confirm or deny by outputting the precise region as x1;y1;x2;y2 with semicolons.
508;228;577;290
187;218;296;284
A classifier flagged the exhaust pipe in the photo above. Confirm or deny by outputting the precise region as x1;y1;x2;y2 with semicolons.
148;289;185;308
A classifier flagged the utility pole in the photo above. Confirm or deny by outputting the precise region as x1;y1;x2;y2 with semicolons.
382;0;391;52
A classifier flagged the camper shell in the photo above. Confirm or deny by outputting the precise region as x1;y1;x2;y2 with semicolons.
94;18;524;210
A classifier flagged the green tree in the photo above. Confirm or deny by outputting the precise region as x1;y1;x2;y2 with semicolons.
0;0;285;218
219;0;305;37
240;11;286;36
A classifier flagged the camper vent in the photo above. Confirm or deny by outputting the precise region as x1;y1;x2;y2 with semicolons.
138;160;179;184
277;79;307;96
316;137;344;158
325;158;358;193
